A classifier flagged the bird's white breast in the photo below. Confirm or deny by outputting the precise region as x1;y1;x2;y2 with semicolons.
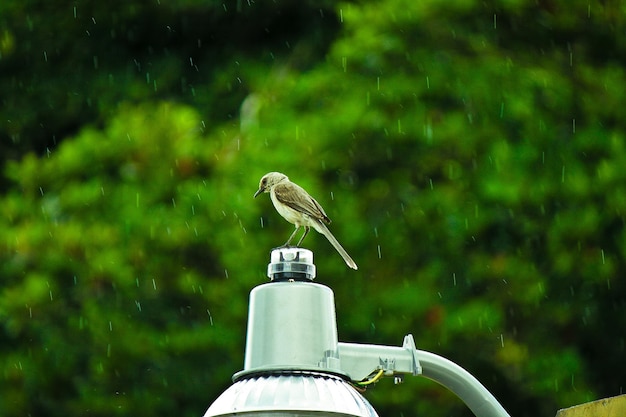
270;188;310;226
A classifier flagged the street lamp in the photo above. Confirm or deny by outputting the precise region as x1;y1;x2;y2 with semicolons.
203;247;511;417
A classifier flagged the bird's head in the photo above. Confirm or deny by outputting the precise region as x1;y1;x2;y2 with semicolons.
254;172;288;197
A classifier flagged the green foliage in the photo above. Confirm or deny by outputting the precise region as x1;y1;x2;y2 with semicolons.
0;0;340;163
0;103;256;417
2;0;626;417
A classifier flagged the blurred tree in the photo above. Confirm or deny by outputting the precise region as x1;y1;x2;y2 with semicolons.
0;0;340;184
0;103;258;416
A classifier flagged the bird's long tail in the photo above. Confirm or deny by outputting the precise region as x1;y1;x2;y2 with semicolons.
315;220;358;270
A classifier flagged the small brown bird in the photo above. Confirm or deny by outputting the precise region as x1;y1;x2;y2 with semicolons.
254;172;358;270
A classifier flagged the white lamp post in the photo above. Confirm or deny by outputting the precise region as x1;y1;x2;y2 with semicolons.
204;247;511;417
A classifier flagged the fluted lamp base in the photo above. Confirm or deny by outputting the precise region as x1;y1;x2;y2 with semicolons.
204;372;378;417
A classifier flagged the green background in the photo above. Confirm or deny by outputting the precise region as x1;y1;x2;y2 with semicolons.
1;0;625;416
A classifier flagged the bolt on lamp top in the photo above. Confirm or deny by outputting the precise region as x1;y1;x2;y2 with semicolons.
267;247;316;281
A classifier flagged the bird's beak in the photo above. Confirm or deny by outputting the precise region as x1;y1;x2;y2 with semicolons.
253;187;263;198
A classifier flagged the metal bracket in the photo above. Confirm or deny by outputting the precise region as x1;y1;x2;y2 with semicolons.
338;334;422;381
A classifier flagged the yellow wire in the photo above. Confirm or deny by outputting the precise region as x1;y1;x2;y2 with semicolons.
355;369;385;386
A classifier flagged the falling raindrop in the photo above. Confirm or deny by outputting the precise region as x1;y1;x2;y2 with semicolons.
601;249;605;264
377;245;382;259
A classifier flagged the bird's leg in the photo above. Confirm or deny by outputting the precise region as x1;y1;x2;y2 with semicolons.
282;226;300;247
296;226;310;247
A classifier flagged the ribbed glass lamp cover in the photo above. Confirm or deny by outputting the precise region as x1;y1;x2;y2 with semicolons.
203;372;379;417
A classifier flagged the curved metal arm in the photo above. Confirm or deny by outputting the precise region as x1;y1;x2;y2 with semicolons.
417;349;511;417
338;335;511;417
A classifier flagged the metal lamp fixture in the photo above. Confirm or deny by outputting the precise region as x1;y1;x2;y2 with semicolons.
203;248;512;417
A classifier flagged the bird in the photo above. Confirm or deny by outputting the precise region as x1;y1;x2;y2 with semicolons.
254;172;358;270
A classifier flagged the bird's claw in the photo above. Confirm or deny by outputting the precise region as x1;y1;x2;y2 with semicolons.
273;244;293;251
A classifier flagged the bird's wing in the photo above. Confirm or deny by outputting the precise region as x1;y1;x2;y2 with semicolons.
273;182;331;223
